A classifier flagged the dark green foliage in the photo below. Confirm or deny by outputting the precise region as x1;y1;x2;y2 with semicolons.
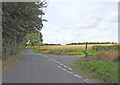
92;45;118;51
41;43;61;46
66;42;117;45
29;31;43;47
2;2;46;60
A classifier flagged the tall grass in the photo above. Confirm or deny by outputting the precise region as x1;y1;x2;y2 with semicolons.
75;58;118;83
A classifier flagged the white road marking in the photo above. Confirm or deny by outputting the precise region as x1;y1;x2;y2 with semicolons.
55;61;60;64
84;79;91;83
63;65;67;68
50;59;61;65
54;60;58;63
84;80;89;83
50;58;55;61
41;54;93;83
62;68;67;71
68;68;72;70
60;63;63;66
47;59;52;62
66;71;73;74
74;74;82;79
58;66;62;68
43;54;48;58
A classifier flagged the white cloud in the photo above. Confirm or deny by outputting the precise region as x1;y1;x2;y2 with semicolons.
54;26;60;32
42;1;118;44
61;22;70;29
109;0;120;2
97;26;108;30
76;4;104;29
108;12;118;22
50;0;113;3
76;19;98;28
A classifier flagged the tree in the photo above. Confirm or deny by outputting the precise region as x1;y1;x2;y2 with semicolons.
2;2;47;60
28;31;43;48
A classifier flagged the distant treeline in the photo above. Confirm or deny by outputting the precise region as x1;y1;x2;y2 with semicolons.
66;42;117;45
40;43;61;46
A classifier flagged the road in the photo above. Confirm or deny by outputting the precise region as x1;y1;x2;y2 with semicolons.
2;48;93;83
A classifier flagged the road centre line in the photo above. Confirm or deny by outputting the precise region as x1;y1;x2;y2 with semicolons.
84;79;92;83
68;67;72;70
62;68;67;71
47;59;52;62
66;71;73;74
74;74;82;79
63;65;67;68
44;55;92;83
39;54;93;83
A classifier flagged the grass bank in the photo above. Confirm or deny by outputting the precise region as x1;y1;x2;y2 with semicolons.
75;56;118;83
2;50;24;74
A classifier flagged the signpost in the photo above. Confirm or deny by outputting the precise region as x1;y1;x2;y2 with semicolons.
85;42;88;58
83;42;93;60
83;42;88;59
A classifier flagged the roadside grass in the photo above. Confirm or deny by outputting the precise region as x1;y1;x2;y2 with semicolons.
2;50;24;74
32;48;50;54
26;45;32;48
75;57;119;83
0;60;2;76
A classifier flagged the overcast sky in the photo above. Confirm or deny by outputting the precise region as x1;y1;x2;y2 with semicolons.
41;0;118;45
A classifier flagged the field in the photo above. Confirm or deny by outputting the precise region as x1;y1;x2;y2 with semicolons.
33;44;116;50
32;44;118;56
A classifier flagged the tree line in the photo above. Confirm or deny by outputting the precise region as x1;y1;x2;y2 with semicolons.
66;42;117;45
2;2;47;60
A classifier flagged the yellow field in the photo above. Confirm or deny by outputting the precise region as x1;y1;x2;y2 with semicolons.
34;44;117;50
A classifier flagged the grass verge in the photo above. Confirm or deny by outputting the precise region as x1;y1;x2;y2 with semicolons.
75;57;118;83
2;50;24;74
32;48;49;54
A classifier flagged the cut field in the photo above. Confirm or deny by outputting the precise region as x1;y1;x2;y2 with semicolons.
34;44;117;50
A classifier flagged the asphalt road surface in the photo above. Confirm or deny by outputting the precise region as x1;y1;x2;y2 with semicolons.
3;48;93;83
